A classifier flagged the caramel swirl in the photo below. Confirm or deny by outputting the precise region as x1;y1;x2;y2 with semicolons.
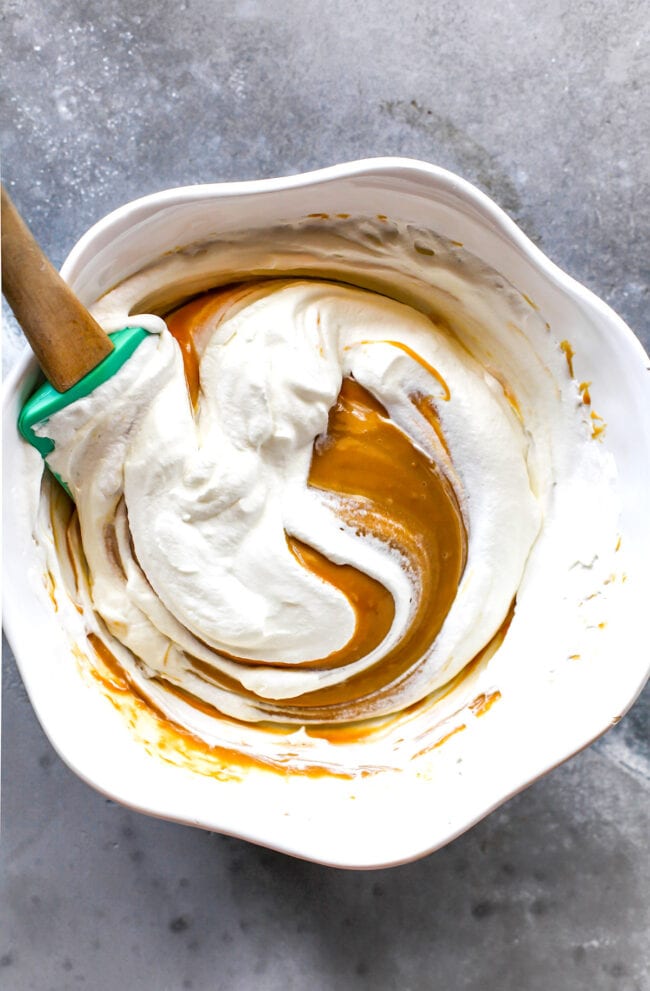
161;288;466;717
33;217;621;780
286;375;466;711
43;272;540;729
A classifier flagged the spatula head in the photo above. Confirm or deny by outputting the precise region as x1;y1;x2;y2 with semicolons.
18;326;149;490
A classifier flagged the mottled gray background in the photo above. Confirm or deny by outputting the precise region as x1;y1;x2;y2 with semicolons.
2;1;649;989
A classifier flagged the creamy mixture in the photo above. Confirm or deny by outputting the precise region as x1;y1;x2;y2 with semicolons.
32;217;619;768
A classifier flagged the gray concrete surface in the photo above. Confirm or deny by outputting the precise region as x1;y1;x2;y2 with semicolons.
1;1;649;988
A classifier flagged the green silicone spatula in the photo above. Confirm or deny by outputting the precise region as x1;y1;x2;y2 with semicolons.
1;184;150;489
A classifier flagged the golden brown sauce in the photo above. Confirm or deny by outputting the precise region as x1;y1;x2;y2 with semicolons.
349;339;451;400
175;527;396;680
560;339;575;378
175;375;467;714
288;376;465;713
166;296;203;405
88;633;131;691
590;409;606;440
485;367;522;419
413;722;467;759
433;724;466;746
54;495;506;779
162;287;467;719
174;529;396;679
85;635;356;780
285;537;395;669
305;606;512;745
48;479;79;597
49;481;75;555
44;570;58;612
579;381;592;406
166;283;260;406
557;343;606;439
411;393;451;456
469;690;501;717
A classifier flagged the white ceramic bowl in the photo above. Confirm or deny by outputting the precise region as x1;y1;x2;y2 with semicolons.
4;159;650;868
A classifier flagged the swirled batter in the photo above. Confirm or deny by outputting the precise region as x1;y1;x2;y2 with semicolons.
41;263;542;727
29;214;622;777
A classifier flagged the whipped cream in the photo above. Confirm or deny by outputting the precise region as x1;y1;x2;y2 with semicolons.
31;217;619;762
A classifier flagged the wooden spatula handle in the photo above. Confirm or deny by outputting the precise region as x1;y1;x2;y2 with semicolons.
1;184;114;393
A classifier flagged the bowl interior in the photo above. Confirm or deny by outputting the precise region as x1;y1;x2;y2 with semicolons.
4;160;650;867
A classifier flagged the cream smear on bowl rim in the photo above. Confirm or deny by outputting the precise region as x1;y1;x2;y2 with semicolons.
5;160;648;866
